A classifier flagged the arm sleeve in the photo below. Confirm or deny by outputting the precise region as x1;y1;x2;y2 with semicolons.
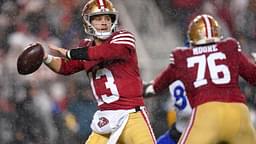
58;58;84;75
153;64;177;93
68;48;88;60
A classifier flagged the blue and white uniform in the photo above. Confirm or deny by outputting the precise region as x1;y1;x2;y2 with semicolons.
157;80;192;144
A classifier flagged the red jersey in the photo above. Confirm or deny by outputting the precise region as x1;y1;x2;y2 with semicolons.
153;38;256;108
58;30;144;110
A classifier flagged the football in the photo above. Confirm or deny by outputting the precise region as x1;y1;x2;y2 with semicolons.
17;43;44;75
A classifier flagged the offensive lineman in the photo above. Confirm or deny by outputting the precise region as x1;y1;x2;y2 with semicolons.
145;14;256;144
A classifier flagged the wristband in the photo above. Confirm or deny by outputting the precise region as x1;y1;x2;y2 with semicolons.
44;55;53;64
68;48;89;60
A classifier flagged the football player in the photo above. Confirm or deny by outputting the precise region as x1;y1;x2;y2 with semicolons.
145;14;256;144
42;0;156;144
156;80;192;144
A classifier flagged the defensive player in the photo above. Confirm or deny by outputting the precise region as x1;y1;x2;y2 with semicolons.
145;14;256;144
42;0;156;143
157;80;192;144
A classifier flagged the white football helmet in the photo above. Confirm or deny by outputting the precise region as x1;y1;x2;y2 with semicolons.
81;0;119;39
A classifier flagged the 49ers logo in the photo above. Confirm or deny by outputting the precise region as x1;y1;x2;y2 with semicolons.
97;117;109;128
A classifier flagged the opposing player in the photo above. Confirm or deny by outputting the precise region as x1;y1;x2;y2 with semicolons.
156;80;192;144
42;0;156;143
145;14;256;144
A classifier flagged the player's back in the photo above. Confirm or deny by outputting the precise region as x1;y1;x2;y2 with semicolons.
173;38;249;107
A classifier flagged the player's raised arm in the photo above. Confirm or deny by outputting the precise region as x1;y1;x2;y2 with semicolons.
43;44;85;75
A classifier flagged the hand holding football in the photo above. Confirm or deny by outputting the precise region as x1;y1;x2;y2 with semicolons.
17;43;44;75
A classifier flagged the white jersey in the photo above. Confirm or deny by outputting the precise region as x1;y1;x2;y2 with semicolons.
168;80;192;133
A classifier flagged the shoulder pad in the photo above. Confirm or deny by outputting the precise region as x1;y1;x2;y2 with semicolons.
222;37;241;52
172;46;189;53
223;37;237;43
110;30;136;48
169;47;181;64
170;46;192;64
174;46;189;50
169;52;175;64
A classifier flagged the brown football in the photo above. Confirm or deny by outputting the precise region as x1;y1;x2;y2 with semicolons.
17;43;44;75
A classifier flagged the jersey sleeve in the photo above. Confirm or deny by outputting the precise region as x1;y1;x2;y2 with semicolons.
226;38;256;86
58;39;99;74
87;31;135;61
153;48;186;93
59;58;103;74
58;59;84;75
153;64;177;93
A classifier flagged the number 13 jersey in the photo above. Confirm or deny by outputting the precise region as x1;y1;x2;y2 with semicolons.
58;30;145;110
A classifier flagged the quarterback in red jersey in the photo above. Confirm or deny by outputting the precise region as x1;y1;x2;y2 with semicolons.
145;14;256;144
42;0;156;143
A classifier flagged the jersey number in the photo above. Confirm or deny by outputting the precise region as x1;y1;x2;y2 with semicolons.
187;52;231;88
173;85;187;110
89;68;120;105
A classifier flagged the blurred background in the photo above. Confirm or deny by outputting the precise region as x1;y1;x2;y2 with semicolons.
0;0;256;143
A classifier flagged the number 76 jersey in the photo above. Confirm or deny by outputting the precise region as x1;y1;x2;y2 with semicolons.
153;37;256;108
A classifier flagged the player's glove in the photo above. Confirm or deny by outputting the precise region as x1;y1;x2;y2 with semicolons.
143;82;156;98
